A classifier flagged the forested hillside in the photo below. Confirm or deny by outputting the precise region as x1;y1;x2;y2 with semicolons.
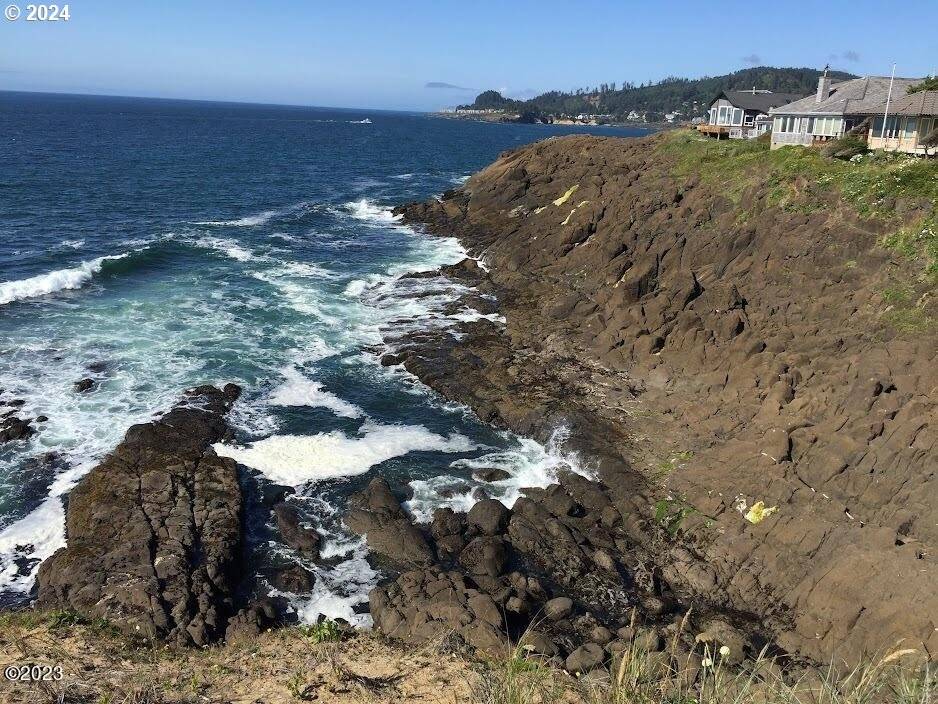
463;66;857;120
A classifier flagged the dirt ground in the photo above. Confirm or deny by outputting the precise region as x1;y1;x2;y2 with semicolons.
0;615;477;704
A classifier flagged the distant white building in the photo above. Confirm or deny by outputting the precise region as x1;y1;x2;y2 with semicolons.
626;110;643;121
665;111;681;123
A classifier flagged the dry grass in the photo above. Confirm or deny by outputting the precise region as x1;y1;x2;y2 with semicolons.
1;610;934;704
473;620;936;704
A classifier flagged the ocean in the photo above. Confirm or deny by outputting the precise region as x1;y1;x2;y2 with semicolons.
0;91;651;623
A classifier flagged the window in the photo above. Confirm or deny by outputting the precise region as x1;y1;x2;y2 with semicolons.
873;116;901;138
732;108;743;126
904;118;917;138
774;117;782;132
709;108;717;125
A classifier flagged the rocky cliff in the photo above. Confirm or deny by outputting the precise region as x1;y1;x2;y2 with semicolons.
387;132;938;666
36;384;246;646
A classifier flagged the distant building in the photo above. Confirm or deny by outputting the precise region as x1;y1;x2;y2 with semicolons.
626;110;643;121
698;89;803;140
665;111;682;123
864;90;938;155
768;70;918;149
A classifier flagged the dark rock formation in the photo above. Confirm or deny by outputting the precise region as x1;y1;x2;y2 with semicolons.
73;378;96;393
391;133;938;666
36;384;244;646
0;414;34;444
273;502;321;560
345;477;434;566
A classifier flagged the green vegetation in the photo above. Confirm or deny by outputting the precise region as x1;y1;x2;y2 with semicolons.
654;497;697;537
300;619;343;644
908;76;938;93
463;67;857;120
661;130;938;221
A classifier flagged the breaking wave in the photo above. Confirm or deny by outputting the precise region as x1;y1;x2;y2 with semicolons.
0;255;127;306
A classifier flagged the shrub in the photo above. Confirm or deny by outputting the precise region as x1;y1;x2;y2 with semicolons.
822;134;869;160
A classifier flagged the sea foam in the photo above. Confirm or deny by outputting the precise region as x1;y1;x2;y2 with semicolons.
268;366;363;419
213;421;478;486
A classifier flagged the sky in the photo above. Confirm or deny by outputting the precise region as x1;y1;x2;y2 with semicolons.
1;0;936;111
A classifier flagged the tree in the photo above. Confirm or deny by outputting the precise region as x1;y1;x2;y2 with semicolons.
921;126;938;157
908;76;938;94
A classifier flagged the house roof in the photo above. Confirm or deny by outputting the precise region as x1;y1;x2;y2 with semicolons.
878;90;938;116
769;76;920;116
711;90;804;112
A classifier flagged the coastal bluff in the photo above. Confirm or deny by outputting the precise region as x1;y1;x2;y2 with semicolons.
390;132;938;666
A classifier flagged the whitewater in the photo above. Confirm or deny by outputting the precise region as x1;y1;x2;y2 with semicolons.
0;93;645;622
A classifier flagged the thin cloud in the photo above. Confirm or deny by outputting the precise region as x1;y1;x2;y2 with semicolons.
829;50;860;63
425;81;473;90
742;54;761;65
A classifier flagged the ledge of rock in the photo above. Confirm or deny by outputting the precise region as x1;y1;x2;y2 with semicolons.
36;384;244;647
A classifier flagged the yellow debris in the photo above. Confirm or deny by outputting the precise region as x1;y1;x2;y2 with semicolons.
553;184;579;207
744;501;778;524
561;209;576;226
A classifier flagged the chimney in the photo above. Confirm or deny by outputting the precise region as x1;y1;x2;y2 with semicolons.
816;65;832;103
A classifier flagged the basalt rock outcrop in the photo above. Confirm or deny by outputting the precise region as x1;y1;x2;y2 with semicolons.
37;384;245;646
388;133;938;666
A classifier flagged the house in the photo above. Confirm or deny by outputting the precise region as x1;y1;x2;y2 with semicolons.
769;70;919;149
865;90;938;155
665;111;682;123
698;89;804;140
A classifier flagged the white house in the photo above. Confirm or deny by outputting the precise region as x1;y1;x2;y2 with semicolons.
768;70;919;149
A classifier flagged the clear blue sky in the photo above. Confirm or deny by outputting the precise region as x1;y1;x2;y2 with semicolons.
1;0;935;110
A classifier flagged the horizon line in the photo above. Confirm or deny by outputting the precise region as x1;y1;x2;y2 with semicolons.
0;88;435;114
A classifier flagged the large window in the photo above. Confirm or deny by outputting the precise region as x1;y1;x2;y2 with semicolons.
709;108;717;125
873;116;901;138
732;108;743;126
904;118;918;138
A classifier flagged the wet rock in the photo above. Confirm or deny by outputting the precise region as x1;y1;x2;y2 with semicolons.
273;502;321;560
0;416;34;444
565;643;605;673
345;478;433;566
472;467;511;483
259;482;292;509
467;498;511;535
36;384;244;646
270;563;315;593
73;378;96;393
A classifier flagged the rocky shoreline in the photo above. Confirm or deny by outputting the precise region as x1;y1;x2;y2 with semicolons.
377;132;937;668
29;132;937;678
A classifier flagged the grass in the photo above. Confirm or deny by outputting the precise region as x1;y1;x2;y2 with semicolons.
660;130;938;221
660;130;938;337
299;619;343;644
474;623;937;704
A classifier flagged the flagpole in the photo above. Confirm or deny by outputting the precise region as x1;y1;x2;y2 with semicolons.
880;63;896;140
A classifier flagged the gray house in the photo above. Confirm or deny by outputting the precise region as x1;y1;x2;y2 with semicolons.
699;89;804;140
769;71;919;149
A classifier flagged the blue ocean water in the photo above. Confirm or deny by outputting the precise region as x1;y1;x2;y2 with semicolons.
0;91;651;620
